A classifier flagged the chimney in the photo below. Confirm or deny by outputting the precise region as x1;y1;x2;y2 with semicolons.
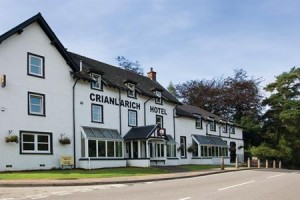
147;67;156;81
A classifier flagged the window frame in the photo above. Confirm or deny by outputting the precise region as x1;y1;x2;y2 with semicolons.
210;120;216;131
91;73;103;91
155;91;163;105
195;115;203;129
20;131;52;154
91;103;104;123
167;144;176;158
180;136;187;158
28;92;45;116
27;53;45;78
128;109;137;127
229;126;235;134
222;124;228;133
88;139;123;158
156;115;163;128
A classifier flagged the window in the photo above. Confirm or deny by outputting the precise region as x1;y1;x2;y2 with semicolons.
167;144;176;157
210;121;216;131
180;136;186;157
127;83;136;98
200;145;228;157
91;104;103;123
128;110;137;127
155;91;163;104
149;142;165;158
229;126;235;134
88;140;123;158
156;115;163;128
28;53;44;78
91;74;102;90
20;131;52;154
195;115;202;129
222;124;228;133
28;92;45;116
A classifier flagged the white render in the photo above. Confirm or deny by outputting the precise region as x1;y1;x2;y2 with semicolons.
0;14;244;171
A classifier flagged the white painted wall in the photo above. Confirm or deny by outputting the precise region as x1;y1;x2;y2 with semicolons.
0;22;74;171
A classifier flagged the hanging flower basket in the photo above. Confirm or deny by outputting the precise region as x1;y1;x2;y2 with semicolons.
59;134;71;145
187;145;197;153
5;135;18;143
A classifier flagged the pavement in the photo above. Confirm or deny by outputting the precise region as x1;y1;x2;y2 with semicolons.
0;167;251;187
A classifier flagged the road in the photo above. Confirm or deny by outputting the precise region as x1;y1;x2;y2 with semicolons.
0;169;299;200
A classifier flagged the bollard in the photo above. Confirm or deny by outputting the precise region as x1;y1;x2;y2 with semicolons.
235;156;239;169
221;157;225;170
266;159;269;168
258;159;261;168
273;160;276;168
279;160;282;169
247;157;250;168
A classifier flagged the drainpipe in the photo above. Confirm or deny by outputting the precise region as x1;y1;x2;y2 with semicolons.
144;97;152;126
118;89;122;135
173;105;179;140
72;78;79;169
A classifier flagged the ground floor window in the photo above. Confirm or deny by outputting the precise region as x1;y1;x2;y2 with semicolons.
167;144;176;157
88;140;123;158
20;131;52;154
200;146;228;157
149;142;165;158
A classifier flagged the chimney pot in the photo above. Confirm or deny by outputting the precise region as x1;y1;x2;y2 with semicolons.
147;68;156;81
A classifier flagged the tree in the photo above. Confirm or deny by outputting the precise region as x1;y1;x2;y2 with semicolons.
261;67;300;168
167;81;179;99
175;69;262;122
116;56;144;75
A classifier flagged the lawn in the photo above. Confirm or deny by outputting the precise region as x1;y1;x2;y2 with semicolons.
0;167;168;180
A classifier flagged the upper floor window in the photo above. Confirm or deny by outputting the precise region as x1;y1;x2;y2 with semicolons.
195;115;202;129
156;115;163;128
155;91;163;104
27;53;45;78
127;83;136;98
128;110;137;127
28;92;45;116
91;104;103;123
229;126;235;134
222;124;228;133
210;120;216;131
91;74;102;90
20;131;52;154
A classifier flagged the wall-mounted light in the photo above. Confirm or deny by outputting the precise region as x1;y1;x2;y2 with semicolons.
1;74;6;88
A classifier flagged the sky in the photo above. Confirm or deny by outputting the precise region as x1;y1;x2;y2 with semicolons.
1;0;300;92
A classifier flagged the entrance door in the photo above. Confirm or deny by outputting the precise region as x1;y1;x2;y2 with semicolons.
230;142;236;163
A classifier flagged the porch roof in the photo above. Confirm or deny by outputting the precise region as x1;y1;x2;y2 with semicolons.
165;135;176;145
192;135;227;147
123;124;159;140
82;126;122;140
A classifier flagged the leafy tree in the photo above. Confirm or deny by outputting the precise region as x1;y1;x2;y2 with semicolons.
175;69;262;122
262;67;300;168
116;56;144;75
167;81;179;99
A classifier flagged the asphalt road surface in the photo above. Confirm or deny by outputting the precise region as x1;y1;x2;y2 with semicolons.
0;169;299;200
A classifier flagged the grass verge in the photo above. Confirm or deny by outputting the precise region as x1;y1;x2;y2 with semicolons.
178;165;232;171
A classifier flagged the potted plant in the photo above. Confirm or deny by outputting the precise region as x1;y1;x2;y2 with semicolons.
5;134;18;143
58;134;71;145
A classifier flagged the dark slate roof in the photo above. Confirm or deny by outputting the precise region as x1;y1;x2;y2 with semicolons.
176;104;229;123
192;134;228;147
0;13;78;72
123;125;158;140
82;127;122;139
68;52;181;104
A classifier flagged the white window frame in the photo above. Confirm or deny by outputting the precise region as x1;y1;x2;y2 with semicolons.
156;115;163;128
128;110;137;126
195;115;202;129
127;83;136;98
91;74;102;90
88;139;123;158
21;132;51;154
210;120;216;131
91;104;103;123
28;53;44;77
28;92;45;116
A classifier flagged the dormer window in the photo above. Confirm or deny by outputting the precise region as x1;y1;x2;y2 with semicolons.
222;124;228;133
194;114;202;129
209;120;216;131
127;83;136;98
155;90;162;104
229;126;235;134
91;74;102;90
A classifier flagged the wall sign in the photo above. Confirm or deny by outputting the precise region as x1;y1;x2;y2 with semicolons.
90;93;141;110
150;106;167;115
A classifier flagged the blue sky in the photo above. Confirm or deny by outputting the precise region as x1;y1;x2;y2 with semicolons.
1;0;299;91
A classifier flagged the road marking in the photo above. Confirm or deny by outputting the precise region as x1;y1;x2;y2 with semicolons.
179;197;191;200
145;182;154;184
218;180;255;191
267;174;286;179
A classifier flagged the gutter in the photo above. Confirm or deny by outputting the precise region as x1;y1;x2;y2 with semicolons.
72;79;79;169
118;89;122;135
173;105;179;140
